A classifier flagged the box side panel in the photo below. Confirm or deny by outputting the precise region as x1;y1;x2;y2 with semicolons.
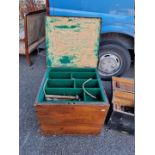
112;76;134;93
35;104;109;135
113;90;134;107
35;68;50;103
96;68;109;104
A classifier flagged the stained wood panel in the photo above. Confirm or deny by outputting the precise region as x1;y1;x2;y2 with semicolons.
35;104;109;135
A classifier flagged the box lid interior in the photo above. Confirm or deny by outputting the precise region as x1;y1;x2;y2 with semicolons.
46;16;101;68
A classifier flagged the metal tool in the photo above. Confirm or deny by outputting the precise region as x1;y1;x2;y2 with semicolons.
45;94;80;101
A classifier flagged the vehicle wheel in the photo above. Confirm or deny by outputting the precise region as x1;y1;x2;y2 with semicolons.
98;43;131;80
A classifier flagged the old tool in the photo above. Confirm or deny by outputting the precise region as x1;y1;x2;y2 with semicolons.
45;94;80;101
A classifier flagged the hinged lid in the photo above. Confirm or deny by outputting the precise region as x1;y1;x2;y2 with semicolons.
46;16;101;68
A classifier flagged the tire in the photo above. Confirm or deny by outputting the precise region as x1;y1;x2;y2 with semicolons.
98;43;131;80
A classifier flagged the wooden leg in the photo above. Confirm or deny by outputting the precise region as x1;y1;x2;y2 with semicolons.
24;15;33;66
25;48;32;66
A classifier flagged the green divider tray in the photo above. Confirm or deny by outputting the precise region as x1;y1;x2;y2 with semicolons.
36;68;107;104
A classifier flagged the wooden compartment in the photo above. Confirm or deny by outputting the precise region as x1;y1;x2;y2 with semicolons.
34;16;109;135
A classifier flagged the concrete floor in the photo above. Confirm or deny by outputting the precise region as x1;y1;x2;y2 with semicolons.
19;51;134;155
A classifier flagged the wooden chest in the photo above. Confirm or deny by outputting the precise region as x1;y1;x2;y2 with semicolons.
34;16;109;135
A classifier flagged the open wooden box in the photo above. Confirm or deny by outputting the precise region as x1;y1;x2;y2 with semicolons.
34;16;109;135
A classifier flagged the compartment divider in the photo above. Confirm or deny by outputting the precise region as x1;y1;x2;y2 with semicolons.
70;73;73;79
49;68;96;72
70;73;77;88
72;72;97;79
83;90;87;101
73;79;76;88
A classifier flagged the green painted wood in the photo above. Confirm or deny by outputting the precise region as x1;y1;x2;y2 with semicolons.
36;68;107;104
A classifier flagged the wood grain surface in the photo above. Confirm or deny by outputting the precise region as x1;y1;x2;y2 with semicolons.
35;104;109;135
113;90;134;107
112;76;134;93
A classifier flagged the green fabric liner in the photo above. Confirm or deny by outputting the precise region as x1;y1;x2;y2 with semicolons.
37;68;107;104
